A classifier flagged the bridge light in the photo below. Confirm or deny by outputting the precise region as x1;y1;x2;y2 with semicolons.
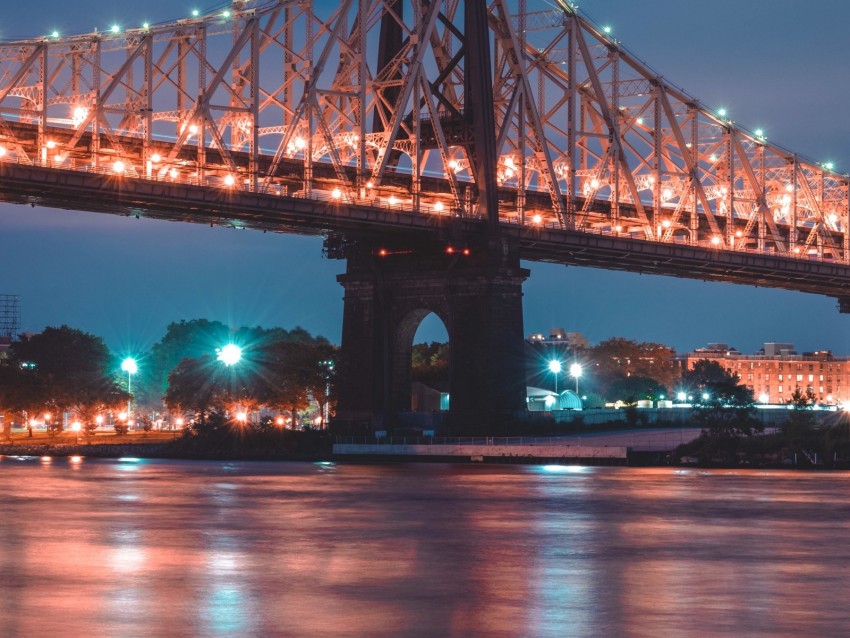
188;124;199;136
589;178;600;189
388;195;397;205
661;219;671;228
754;129;764;138
785;183;794;192
824;162;835;171
294;136;306;150
532;214;542;225
222;10;232;18
793;246;801;254
113;160;125;174
717;108;727;118
708;154;718;162
636;117;644;125
142;22;150;30
735;230;743;238
602;25;612;34
434;201;444;212
331;187;342;199
614;224;622;232
169;168;178;179
46;140;56;150
662;188;673;200
71;106;89;127
224;174;236;187
710;235;721;246
111;24;120;34
150;153;161;163
366;180;374;189
0;147;6;158
192;9;200;17
51;31;59;38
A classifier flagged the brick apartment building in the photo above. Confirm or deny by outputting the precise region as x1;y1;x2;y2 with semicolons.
682;342;850;406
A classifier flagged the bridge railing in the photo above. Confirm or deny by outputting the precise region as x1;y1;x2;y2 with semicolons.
4;151;842;263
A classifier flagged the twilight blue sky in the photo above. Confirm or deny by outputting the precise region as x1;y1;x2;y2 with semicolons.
3;0;850;357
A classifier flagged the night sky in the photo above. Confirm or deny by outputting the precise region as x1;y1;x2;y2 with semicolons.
3;0;850;357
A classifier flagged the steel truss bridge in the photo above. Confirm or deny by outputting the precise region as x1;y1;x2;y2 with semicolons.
1;0;850;305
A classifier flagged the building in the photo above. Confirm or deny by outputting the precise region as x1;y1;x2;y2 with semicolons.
682;342;850;405
527;328;588;349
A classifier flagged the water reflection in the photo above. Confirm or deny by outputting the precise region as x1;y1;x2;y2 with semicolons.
1;461;850;636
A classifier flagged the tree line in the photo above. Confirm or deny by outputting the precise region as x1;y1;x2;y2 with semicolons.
0;319;336;433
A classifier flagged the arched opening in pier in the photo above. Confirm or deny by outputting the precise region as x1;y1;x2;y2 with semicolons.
401;311;450;413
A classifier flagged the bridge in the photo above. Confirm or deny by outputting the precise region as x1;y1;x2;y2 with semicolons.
2;0;849;429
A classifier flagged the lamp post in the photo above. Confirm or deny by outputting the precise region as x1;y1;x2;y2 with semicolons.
121;357;137;418
569;363;582;395
321;359;334;429
548;359;562;397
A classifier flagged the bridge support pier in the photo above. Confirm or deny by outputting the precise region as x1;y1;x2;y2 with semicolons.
334;239;529;433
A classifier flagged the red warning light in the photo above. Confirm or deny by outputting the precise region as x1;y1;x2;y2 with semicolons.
445;246;455;254
462;248;471;256
378;248;388;257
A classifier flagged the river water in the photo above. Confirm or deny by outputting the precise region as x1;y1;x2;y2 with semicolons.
0;457;848;637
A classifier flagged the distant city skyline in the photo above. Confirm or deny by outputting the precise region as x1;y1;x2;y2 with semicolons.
3;0;850;357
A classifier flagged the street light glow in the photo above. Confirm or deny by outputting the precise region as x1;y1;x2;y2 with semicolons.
548;360;562;374
569;363;582;379
121;357;138;374
217;344;242;366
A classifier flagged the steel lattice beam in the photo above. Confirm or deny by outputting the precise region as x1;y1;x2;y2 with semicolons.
0;0;847;294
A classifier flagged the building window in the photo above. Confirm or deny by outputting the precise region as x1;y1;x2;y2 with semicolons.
808;374;814;382
778;385;783;394
797;374;803;382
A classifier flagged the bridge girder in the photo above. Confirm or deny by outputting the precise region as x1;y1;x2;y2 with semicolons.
0;0;847;288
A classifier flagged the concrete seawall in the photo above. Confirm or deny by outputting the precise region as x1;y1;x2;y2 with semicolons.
333;443;628;463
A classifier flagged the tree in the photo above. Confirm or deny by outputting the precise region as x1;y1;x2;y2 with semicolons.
784;387;818;442
258;337;337;427
164;354;233;423
162;328;338;429
411;341;449;391
683;359;761;438
606;375;667;404
137;319;233;408
8;326;128;431
589;338;677;395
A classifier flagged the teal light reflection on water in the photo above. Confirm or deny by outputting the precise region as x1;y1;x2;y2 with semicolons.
540;464;588;474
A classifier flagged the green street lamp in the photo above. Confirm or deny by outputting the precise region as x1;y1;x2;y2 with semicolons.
216;344;242;366
569;362;582;394
121;357;138;417
548;359;562;398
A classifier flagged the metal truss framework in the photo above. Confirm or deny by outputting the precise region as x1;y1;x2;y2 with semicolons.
0;0;847;265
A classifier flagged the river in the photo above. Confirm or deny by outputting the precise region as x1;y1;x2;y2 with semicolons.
0;457;848;637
